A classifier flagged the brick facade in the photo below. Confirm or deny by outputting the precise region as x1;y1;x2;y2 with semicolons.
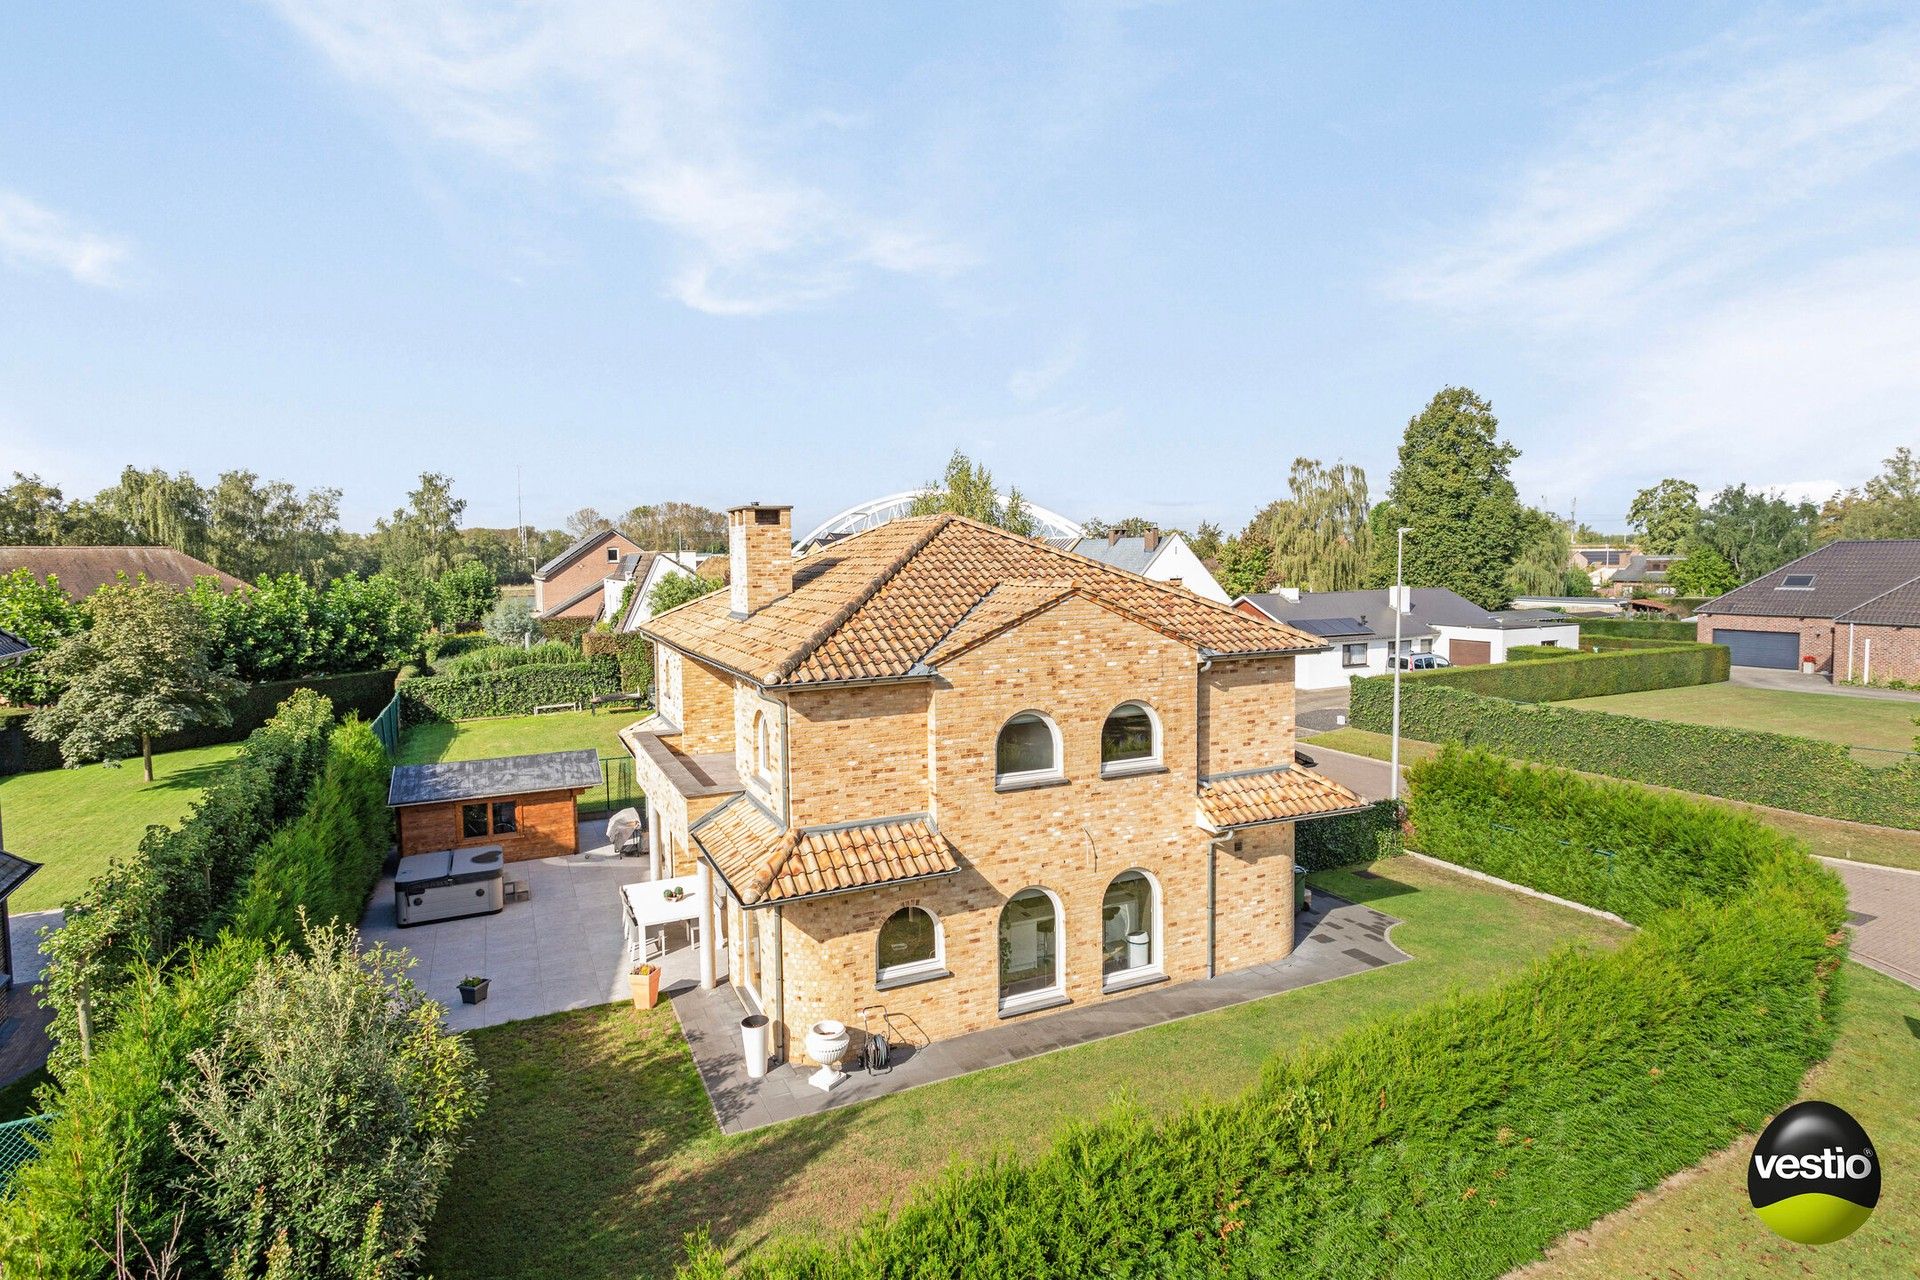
534;529;639;619
1836;623;1920;684
645;593;1307;1060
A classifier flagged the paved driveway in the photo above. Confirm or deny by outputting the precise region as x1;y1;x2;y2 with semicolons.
1824;859;1920;989
1729;666;1920;702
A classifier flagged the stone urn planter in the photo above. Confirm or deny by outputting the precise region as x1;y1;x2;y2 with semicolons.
630;964;660;1010
804;1019;851;1092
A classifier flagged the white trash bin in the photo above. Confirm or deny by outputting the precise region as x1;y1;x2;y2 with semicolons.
741;1014;770;1080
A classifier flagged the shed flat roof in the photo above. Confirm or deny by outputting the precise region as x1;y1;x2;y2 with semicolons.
387;748;604;807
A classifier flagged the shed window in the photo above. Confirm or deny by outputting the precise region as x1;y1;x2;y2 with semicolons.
491;801;518;834
462;803;489;838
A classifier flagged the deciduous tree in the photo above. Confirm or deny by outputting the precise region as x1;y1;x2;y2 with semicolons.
1627;478;1702;555
1693;485;1816;582
0;567;86;703
1819;447;1920;542
648;568;723;616
908;451;1036;535
29;579;242;779
1240;458;1373;592
1365;388;1527;610
1667;545;1740;596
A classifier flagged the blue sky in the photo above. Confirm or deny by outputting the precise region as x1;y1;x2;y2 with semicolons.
4;3;1918;540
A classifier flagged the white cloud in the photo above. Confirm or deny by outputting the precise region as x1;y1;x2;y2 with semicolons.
0;191;130;287
265;0;967;314
1393;8;1920;504
1007;331;1085;400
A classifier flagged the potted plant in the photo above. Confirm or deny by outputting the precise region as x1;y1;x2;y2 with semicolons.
631;963;661;1010
458;975;490;1005
662;885;686;902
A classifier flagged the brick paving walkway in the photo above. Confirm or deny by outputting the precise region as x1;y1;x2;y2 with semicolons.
0;909;59;1091
1825;858;1920;989
674;892;1407;1135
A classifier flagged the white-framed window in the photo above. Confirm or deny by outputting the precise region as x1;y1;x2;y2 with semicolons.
1099;701;1161;776
998;887;1064;1012
1341;642;1367;667
995;712;1062;786
876;905;944;986
1101;869;1162;989
1416;637;1433;654
606;545;621;563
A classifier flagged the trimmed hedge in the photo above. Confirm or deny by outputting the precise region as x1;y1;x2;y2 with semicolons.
682;751;1845;1279
1505;644;1579;661
1573;617;1699;642
0;668;397;777
229;719;392;947
39;691;336;1068
537;616;594;646
1295;799;1403;870
1352;641;1727;712
397;659;618;725
583;628;655;694
1353;681;1920;831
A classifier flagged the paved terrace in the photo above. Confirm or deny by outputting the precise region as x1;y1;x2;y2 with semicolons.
675;891;1408;1135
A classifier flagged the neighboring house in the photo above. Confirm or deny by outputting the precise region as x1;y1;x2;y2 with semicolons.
1571;545;1633;585
624;503;1361;1064
614;550;723;631
1509;594;1638;617
1694;540;1920;680
531;527;642;620
1602;553;1678;597
1234;588;1580;687
1059;531;1232;604
0;545;247;598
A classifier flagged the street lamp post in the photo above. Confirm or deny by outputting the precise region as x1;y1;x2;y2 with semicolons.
1390;526;1411;801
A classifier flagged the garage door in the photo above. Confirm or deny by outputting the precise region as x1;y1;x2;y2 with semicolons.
1450;639;1492;666
1712;629;1800;669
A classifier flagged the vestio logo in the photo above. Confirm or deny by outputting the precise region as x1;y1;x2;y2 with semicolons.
1748;1100;1881;1245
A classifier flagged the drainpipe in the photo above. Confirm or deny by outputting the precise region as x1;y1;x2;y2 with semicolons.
1206;839;1219;979
1847;622;1855;683
696;857;716;991
770;906;787;1063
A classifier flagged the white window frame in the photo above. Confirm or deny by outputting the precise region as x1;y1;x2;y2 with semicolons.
606;545;621;563
1098;701;1163;778
1100;868;1165;992
1341;643;1367;668
875;905;945;987
997;886;1066;1014
994;711;1064;788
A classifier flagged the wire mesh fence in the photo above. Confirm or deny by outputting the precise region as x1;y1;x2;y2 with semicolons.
0;1112;52;1194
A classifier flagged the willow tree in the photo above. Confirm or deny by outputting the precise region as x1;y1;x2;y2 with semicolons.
1241;458;1374;592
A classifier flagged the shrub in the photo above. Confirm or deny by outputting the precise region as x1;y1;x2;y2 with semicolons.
481;595;536;647
39;691;335;1069
681;752;1845;1279
229;720;391;947
1504;644;1579;661
0;936;267;1279
432;640;578;677
1351;640;1727;712
174;924;485;1280
1571;617;1698;642
396;660;617;724
536;615;594;646
582;628;655;694
1294;799;1402;870
1352;680;1920;831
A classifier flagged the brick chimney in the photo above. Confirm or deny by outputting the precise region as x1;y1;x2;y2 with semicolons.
1107;529;1121;546
728;503;793;617
1143;529;1161;552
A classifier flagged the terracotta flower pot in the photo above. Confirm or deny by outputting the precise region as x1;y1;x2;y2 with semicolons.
631;964;661;1010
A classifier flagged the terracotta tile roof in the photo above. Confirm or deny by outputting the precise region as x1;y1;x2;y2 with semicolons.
1;545;247;598
640;515;1323;686
921;579;1073;666
1196;765;1366;830
692;799;962;905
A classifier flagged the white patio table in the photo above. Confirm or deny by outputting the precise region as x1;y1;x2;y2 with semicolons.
622;875;705;965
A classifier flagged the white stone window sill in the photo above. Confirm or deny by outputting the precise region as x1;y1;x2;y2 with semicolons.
875;965;950;992
994;772;1068;794
1099;760;1166;780
996;989;1070;1019
1102;966;1167;995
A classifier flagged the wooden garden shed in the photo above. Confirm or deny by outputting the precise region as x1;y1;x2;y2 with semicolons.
388;749;603;863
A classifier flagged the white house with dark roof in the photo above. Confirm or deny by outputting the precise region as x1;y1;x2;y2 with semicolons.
1061;531;1230;604
1235;588;1579;688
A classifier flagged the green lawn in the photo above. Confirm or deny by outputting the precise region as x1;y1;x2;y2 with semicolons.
0;740;244;913
424;857;1626;1280
1305;727;1920;874
1558;684;1920;765
394;707;635;766
1517;963;1920;1279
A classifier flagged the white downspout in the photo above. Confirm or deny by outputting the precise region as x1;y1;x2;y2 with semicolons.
1847;622;1855;683
697;857;717;991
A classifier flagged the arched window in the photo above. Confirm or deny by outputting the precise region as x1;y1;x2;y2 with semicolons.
995;712;1061;785
876;906;944;986
1101;870;1161;986
752;710;772;781
1100;701;1160;775
998;887;1064;1011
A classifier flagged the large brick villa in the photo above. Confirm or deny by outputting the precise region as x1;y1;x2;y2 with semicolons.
623;502;1364;1064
